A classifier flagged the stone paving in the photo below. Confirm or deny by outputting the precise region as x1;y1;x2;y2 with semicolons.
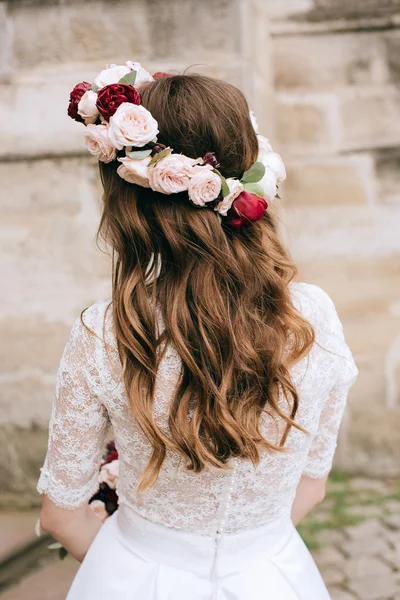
1;475;399;599
299;475;400;600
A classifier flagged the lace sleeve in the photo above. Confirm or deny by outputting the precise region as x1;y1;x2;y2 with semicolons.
300;285;358;479
37;306;111;509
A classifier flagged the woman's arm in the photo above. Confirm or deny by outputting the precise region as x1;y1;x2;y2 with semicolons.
291;474;328;526
36;306;111;561
40;496;103;562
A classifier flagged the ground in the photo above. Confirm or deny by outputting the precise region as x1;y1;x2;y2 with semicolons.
1;474;399;599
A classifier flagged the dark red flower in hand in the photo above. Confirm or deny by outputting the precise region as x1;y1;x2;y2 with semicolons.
226;192;268;230
96;84;141;119
67;81;91;122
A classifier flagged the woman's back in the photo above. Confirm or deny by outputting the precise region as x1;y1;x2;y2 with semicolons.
37;65;358;599
38;281;357;535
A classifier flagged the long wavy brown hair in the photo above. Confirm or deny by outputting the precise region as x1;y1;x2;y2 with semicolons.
97;74;314;491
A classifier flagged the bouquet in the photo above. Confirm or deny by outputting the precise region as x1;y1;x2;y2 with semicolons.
38;441;120;559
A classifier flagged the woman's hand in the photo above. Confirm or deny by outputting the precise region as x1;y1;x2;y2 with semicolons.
291;474;328;526
40;495;104;562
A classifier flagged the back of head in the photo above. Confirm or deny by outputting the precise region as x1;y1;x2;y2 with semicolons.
88;72;314;490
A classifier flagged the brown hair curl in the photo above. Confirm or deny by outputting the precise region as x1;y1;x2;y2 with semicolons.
97;74;314;491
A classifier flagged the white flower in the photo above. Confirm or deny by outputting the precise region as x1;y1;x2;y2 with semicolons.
257;134;273;163
148;154;199;195
84;124;117;163
99;459;119;489
108;103;159;149
77;90;99;125
94;64;130;89
117;155;151;187
260;151;286;183
126;61;154;85
188;169;222;206
258;166;278;202
215;178;243;216
250;110;259;134
89;500;108;522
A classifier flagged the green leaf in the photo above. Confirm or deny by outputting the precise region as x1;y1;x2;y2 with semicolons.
275;193;281;200
126;149;153;159
243;182;265;197
118;70;137;86
48;542;63;550
91;82;99;93
212;169;230;198
148;147;172;166
220;176;230;198
241;161;265;184
59;547;68;560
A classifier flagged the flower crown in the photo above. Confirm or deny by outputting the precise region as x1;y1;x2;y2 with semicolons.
68;62;286;230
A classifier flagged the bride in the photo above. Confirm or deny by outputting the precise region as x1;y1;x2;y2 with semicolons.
37;63;358;599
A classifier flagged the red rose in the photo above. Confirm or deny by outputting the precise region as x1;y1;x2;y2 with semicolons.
226;191;268;230
67;81;91;122
96;84;141;119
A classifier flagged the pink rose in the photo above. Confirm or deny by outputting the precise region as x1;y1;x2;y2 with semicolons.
89;500;108;522
108;103;159;149
226;191;268;229
84;124;117;163
67;81;91;122
117;155;151;186
77;90;99;125
215;178;243;216
188;168;221;206
99;459;119;489
148;154;199;195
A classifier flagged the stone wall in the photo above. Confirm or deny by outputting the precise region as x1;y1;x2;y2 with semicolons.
270;0;400;475
0;0;399;506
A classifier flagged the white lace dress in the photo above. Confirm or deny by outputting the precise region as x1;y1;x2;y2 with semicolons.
37;282;358;600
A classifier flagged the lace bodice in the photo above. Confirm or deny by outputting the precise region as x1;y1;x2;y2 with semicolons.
37;282;358;535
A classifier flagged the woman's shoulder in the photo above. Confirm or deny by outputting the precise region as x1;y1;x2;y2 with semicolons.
74;299;114;348
289;281;341;331
290;281;358;385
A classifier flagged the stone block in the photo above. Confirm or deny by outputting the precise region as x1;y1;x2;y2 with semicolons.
0;318;70;373
146;0;240;61
347;405;400;477
348;573;400;600
265;0;314;21
282;205;400;262
273;31;389;90
375;147;400;204
296;257;400;316
276;93;340;154
303;0;400;21
384;29;400;83
0;423;49;505
283;154;376;206
10;1;149;68
0;157;111;322
342;554;392;579
0;70;98;158
0;2;12;83
339;85;400;151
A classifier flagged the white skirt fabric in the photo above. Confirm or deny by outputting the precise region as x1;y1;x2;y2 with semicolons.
67;504;331;600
